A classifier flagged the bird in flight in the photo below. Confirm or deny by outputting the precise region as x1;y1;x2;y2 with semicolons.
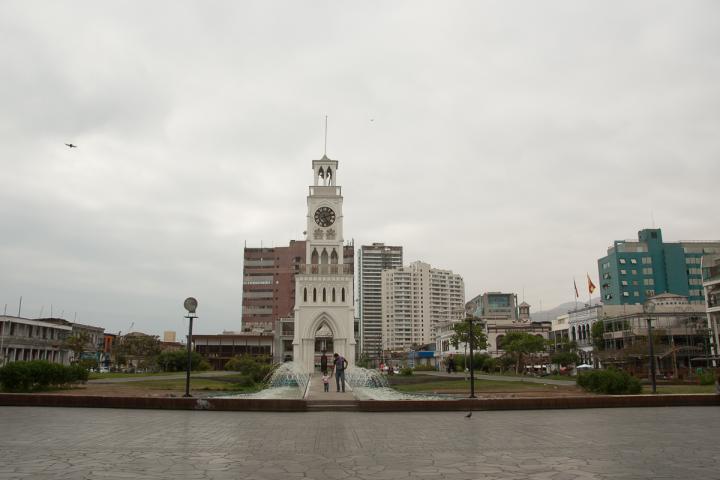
65;143;77;148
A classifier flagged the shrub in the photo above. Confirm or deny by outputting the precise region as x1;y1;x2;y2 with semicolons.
577;368;642;395
698;370;716;386
413;364;436;371
234;375;256;388
400;367;413;376
224;355;275;383
157;350;205;372
0;361;88;392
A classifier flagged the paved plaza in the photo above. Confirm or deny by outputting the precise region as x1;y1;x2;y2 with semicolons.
0;406;719;479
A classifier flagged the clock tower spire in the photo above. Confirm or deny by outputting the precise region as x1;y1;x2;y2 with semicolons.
293;154;355;373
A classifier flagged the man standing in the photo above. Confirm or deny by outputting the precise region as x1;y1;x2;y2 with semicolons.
332;352;348;392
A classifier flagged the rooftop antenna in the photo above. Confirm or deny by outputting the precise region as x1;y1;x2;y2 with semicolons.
324;115;328;156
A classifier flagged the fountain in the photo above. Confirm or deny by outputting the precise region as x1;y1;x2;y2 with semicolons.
216;362;310;399
345;366;446;401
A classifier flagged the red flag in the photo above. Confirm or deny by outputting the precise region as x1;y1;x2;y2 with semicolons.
573;279;579;298
587;274;596;294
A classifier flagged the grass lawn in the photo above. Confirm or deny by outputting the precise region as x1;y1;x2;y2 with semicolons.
88;372;184;380
390;376;576;394
84;373;263;394
643;384;716;394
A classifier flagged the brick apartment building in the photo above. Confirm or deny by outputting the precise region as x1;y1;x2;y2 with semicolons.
242;240;354;332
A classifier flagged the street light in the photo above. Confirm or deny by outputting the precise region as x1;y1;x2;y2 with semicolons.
183;297;198;398
643;300;657;394
467;315;476;399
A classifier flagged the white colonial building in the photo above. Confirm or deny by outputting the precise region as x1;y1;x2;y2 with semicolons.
292;155;356;372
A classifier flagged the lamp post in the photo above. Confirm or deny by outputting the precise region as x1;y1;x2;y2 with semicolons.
183;297;198;398
467;315;476;399
643;300;657;394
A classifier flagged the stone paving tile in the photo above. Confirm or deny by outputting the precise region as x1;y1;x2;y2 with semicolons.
0;406;719;479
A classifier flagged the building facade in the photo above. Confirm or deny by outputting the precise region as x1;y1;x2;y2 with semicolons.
598;228;720;306
595;293;708;378
193;333;274;370
467;292;550;359
702;254;720;365
242;240;307;332
292;154;356;372
0;316;72;365
381;261;464;352
358;243;403;360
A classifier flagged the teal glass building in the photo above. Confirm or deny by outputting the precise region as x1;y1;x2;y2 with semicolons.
597;228;720;305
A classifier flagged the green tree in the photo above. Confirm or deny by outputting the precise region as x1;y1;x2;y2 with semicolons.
502;332;546;374
157;350;205;372
115;334;161;370
550;340;579;368
450;316;488;351
63;332;90;363
591;322;606;350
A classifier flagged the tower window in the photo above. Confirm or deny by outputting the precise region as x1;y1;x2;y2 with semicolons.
332;288;336;302
341;288;345;302
323;288;327;302
313;288;317;302
304;288;307;302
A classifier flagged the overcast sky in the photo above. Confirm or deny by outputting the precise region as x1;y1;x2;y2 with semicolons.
1;1;719;337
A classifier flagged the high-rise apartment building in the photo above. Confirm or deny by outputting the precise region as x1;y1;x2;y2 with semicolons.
381;261;464;352
242;240;306;332
242;240;354;333
358;243;403;359
597;228;720;306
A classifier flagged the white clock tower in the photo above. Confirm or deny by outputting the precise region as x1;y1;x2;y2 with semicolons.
293;154;356;372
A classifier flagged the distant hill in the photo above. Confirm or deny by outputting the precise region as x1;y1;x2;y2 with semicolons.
532;298;600;323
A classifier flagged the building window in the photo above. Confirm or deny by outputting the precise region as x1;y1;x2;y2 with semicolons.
645;290;655;297
621;280;628;286
342;288;345;302
633;291;639;297
303;288;307;302
323;288;327;302
619;259;626;264
620;270;627;275
642;268;653;275
643;278;654;286
332;288;336;302
623;292;629;297
642;257;652;264
631;270;637;275
313;288;317;302
630;258;637;264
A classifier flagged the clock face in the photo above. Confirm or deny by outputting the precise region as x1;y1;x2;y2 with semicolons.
314;207;336;227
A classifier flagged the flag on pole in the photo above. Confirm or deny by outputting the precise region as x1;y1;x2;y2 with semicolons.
587;274;596;294
573;279;579;298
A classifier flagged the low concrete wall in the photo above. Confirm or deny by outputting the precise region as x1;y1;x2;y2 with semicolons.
357;394;720;412
0;393;717;412
0;394;306;412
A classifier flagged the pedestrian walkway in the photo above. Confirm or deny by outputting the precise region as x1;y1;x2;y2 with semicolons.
305;373;354;400
2;407;718;479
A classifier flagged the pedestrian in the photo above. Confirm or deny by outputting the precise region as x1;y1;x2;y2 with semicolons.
448;357;455;374
320;352;328;375
332;352;348;392
322;371;330;392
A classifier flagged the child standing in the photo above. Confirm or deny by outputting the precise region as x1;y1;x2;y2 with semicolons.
322;372;330;392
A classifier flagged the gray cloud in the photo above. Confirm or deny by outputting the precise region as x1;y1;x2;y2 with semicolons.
1;1;719;335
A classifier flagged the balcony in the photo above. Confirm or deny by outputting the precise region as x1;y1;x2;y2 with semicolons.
297;264;353;275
